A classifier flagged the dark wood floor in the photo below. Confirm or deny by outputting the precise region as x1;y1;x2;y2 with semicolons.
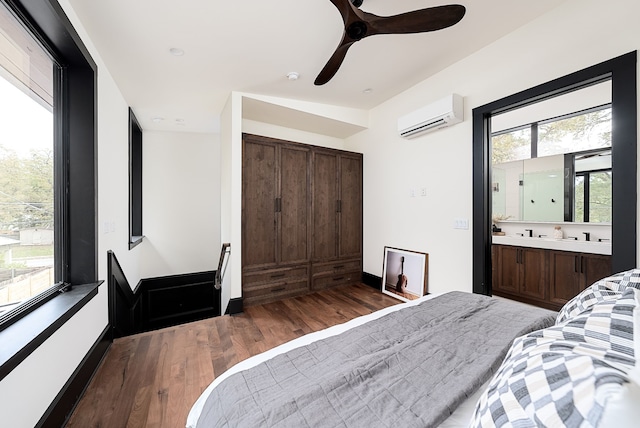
66;283;400;428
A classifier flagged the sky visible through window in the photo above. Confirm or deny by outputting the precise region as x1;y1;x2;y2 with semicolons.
0;71;54;314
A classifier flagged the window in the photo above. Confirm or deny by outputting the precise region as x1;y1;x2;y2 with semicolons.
491;106;611;164
491;127;531;164
574;150;612;223
538;107;612;157
129;108;143;249
0;0;97;331
0;1;57;321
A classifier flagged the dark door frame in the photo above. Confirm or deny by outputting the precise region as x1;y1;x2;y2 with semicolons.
472;51;637;295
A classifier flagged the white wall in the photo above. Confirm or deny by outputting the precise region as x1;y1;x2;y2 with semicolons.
219;92;243;312
346;0;640;294
140;131;220;278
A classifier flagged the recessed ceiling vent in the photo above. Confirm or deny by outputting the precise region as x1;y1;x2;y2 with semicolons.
397;94;464;138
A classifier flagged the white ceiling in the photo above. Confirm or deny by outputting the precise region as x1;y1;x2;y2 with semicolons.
67;0;567;134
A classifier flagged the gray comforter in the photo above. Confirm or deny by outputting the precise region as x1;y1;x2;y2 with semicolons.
194;292;556;427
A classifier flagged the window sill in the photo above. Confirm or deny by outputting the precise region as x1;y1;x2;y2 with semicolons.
129;235;144;250
0;282;102;382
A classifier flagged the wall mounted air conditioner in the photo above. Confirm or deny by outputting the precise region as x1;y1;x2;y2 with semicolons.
397;94;463;138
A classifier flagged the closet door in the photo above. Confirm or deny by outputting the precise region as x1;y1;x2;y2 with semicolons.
338;154;362;259
312;151;338;260
279;145;310;264
242;139;277;268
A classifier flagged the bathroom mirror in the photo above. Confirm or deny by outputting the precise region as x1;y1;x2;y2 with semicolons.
490;81;612;224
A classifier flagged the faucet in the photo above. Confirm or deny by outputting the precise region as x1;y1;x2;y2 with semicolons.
583;232;591;241
524;229;533;237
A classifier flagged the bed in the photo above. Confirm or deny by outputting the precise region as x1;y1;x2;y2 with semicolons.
187;270;640;428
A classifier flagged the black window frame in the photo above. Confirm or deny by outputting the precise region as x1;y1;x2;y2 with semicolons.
128;107;143;249
491;103;612;163
0;0;98;377
574;166;612;223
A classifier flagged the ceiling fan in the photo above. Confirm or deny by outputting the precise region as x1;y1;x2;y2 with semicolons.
315;0;466;85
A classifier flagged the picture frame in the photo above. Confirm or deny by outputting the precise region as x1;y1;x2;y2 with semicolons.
381;246;428;302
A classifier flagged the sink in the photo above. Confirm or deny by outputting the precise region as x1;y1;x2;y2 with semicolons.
492;234;611;255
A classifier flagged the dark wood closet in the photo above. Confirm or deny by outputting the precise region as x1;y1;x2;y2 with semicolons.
242;134;363;306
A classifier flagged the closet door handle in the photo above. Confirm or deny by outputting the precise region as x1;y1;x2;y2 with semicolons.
274;198;282;212
336;200;342;213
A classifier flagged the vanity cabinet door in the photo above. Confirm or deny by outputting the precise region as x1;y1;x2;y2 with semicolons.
494;245;546;300
549;251;582;306
494;245;520;294
519;248;547;301
549;251;612;307
582;254;612;288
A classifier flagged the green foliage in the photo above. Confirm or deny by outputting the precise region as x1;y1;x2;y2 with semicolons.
492;108;612;165
0;145;53;231
491;129;531;164
538;109;611;156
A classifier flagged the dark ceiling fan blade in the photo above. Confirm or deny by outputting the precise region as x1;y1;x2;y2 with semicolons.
327;0;353;24
315;35;356;86
315;2;466;84
368;5;466;36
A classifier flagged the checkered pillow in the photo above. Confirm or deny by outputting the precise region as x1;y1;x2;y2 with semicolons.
557;269;640;325
471;287;639;428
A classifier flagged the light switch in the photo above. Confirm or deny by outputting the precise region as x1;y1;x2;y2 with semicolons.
454;218;469;230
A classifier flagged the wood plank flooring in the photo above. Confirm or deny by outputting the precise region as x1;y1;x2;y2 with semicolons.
66;283;400;428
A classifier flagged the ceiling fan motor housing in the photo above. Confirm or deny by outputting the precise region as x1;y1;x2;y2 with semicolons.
347;21;367;40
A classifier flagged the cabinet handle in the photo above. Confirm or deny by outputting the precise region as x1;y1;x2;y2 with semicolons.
574;256;578;273
271;287;285;292
333;276;345;281
333;265;344;269
336;200;342;213
270;273;286;279
580;255;584;274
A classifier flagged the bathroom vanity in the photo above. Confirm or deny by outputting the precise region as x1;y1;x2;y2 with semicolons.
492;235;611;311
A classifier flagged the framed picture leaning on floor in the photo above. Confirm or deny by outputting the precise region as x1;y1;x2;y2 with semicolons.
381;246;428;302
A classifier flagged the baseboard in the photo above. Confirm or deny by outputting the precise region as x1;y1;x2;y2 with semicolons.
37;324;111;428
362;272;381;290
226;297;243;315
